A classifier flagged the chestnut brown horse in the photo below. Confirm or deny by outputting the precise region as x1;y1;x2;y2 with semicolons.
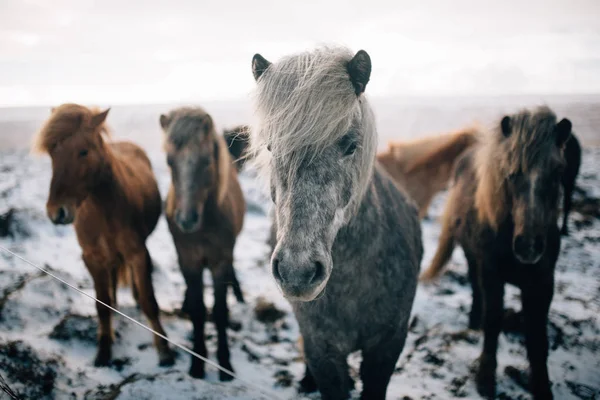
33;103;174;367
160;107;245;380
377;126;479;218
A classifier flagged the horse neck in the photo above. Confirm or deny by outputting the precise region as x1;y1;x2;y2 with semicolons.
87;143;125;207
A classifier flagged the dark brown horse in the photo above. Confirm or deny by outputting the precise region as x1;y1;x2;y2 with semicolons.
160;107;245;380
33;103;174;367
421;107;572;399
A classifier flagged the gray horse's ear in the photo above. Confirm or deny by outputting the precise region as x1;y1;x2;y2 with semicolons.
347;50;371;96
159;114;171;130
556;118;572;146
500;116;511;137
252;54;271;81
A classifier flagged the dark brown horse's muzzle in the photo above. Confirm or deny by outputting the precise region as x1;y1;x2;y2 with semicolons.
513;233;546;264
175;209;201;233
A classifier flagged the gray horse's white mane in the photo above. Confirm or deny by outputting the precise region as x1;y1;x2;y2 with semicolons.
249;45;377;208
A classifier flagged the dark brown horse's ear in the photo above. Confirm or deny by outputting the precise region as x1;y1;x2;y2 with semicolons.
556;118;572;146
159;114;171;130
252;54;271;81
500;116;512;137
91;108;110;128
347;50;371;96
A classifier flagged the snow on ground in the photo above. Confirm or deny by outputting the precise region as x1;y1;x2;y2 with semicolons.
0;145;599;400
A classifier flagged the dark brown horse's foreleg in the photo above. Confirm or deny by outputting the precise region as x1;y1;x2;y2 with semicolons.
522;281;554;399
130;248;174;367
181;266;207;378
476;269;505;399
228;264;245;304
212;265;235;381
84;257;113;367
466;252;482;330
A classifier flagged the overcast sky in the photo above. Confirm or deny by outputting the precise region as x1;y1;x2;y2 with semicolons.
0;0;599;106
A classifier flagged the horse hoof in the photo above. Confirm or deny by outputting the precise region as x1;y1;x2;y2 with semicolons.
298;374;318;393
189;367;205;379
158;351;176;367
94;353;111;367
220;369;235;382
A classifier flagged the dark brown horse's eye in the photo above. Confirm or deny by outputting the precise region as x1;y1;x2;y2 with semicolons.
79;149;88;157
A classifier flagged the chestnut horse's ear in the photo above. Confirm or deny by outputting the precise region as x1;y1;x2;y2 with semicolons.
556;118;572;146
347;50;371;96
159;114;171;130
91;108;110;128
500;116;512;137
252;53;271;81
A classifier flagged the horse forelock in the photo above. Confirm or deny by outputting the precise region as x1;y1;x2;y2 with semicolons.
32;104;111;154
474;106;561;229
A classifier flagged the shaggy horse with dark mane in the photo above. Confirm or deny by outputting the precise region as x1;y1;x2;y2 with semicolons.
249;46;422;400
421;106;572;399
34;103;174;367
160;107;245;380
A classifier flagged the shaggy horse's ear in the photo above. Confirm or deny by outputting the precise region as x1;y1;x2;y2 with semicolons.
347;50;371;96
556;118;572;146
50;107;56;113
252;54;271;81
159;114;171;130
91;108;110;128
500;116;512;137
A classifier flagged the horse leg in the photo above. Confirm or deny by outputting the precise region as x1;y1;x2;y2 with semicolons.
110;267;118;309
476;268;505;399
129;267;140;309
560;181;574;236
298;363;318;393
83;254;113;367
522;279;554;399
227;263;245;304
181;266;207;378
360;333;407;400
466;253;482;330
130;247;174;367
212;264;235;381
303;338;351;400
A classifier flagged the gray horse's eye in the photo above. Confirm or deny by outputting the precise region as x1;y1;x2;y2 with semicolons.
338;134;357;156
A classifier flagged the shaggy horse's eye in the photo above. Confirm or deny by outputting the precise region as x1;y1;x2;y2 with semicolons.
166;155;174;167
508;171;521;182
339;134;357;156
79;149;88;157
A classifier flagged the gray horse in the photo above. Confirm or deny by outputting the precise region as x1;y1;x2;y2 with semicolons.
249;46;422;400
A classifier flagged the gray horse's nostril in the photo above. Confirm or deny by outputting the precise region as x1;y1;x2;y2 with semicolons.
272;258;282;281
309;261;325;285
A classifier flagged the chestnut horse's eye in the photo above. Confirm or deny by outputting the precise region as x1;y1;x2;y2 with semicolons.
79;149;88;157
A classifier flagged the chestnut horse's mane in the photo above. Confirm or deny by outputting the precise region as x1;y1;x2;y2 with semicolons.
32;103;111;154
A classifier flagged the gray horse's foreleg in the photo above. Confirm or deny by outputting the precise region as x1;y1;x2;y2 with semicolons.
359;333;407;400
303;339;352;400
